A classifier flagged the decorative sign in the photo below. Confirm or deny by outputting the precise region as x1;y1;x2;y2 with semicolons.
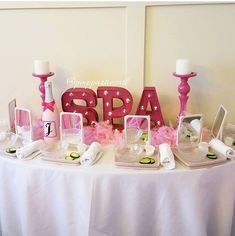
61;86;164;129
136;87;164;127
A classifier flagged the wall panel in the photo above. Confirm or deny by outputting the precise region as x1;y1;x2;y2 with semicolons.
145;4;235;125
0;2;234;128
0;3;145;121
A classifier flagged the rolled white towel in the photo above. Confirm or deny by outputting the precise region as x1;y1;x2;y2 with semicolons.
159;143;175;170
16;139;44;160
209;138;235;159
80;142;103;166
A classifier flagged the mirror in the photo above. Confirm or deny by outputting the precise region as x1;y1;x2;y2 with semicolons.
8;99;16;133
177;114;203;149
211;105;227;139
115;115;157;166
124;115;150;146
60;112;83;145
15;108;32;143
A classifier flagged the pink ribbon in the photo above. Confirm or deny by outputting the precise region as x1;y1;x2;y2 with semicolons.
42;100;55;112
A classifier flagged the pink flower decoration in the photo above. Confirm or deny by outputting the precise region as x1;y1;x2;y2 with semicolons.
83;122;178;148
113;129;125;149
83;121;114;145
151;126;177;148
32;119;44;140
83;125;96;145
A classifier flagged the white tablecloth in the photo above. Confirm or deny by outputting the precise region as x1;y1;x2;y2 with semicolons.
0;145;235;236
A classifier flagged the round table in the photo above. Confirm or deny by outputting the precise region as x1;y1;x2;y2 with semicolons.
0;145;234;236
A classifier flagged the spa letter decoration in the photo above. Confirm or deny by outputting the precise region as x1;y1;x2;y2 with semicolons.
97;86;133;130
61;88;98;125
136;87;164;127
61;86;164;129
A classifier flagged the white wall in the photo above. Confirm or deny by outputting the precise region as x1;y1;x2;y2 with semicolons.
0;2;234;127
145;3;235;126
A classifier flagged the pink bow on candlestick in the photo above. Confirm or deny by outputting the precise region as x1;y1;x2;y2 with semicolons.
173;72;197;117
42;100;55;112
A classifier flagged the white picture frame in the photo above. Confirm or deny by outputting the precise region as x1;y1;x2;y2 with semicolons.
124;115;151;144
14;107;32;142
59;112;83;144
176;114;203;147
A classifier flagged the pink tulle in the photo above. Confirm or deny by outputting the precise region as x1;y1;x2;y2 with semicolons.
83;121;114;145
83;122;177;148
32;119;178;148
113;129;126;149
32;119;44;140
151;126;177;148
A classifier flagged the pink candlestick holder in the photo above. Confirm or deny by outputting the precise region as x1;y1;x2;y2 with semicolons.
32;72;54;104
173;72;197;118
